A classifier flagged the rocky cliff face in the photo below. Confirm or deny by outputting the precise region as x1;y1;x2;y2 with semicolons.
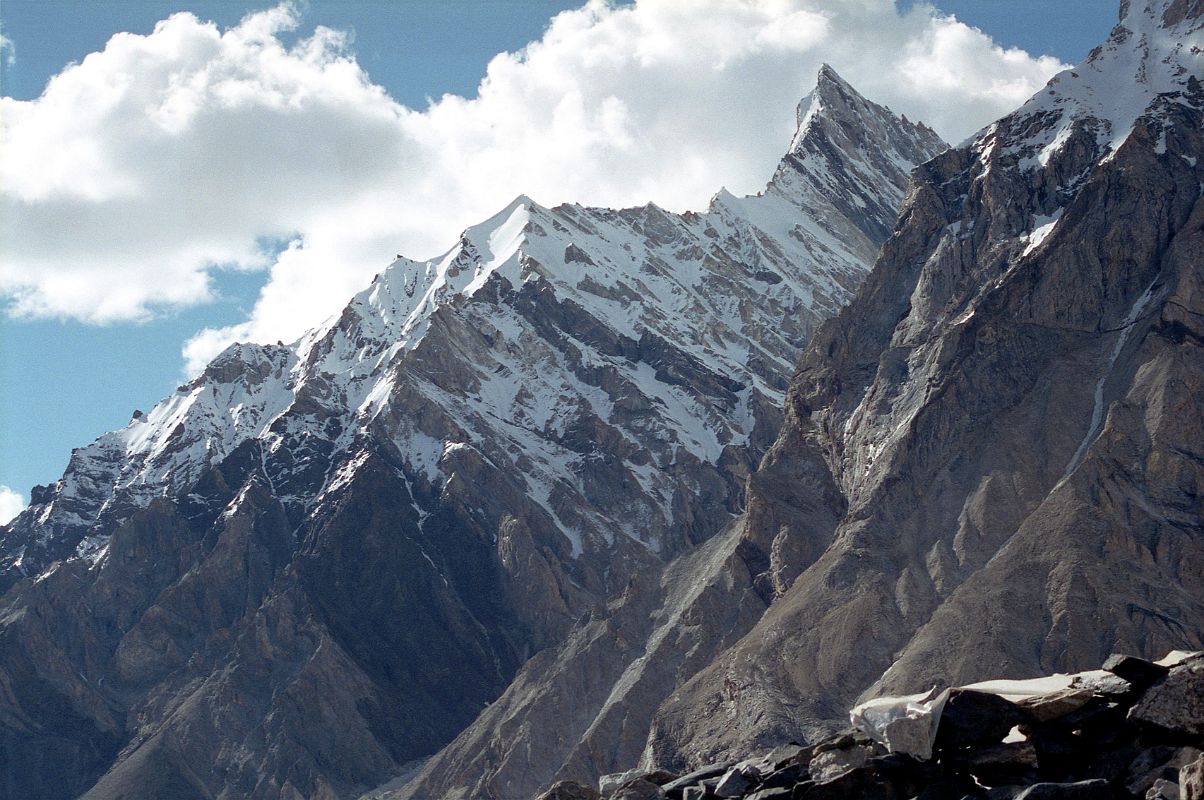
0;68;943;800
393;1;1204;796
639;0;1204;773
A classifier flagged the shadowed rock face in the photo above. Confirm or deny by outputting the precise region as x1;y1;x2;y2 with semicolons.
0;68;943;799
642;0;1204;772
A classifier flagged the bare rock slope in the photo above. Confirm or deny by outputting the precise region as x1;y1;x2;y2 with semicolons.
644;0;1204;772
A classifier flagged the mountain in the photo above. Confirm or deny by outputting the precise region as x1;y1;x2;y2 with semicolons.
393;0;1204;795
384;70;956;800
635;0;1204;772
0;68;944;800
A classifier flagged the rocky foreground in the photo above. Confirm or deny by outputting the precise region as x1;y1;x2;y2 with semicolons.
543;651;1204;800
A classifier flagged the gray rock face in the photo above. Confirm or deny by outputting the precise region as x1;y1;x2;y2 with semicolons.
537;782;604;800
1130;656;1204;736
714;767;756;797
1104;655;1170;690
1183;755;1204;800
610;779;668;800
643;0;1204;771
0;68;943;800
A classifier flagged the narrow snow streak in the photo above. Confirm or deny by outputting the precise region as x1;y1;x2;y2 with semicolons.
1057;279;1159;485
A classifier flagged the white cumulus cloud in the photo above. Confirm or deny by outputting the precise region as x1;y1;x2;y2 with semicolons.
0;486;26;525
0;0;1068;374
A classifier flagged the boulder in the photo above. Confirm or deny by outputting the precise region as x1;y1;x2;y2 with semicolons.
806;729;888;783
1129;657;1204;736
1146;778;1181;800
612;778;668;800
736;743;808;776
1071;672;1133;698
643;771;679;786
1041;696;1126;736
913;778;983;800
1013;779;1118;799
800;762;899;800
538;780;605;800
959;741;1040;787
934;690;1031;751
882;713;941;760
808;745;871;783
662;764;732;797
1128;748;1202;797
1180;755;1204;800
1016;688;1096;723
1102;655;1169;691
782;752;941;800
1025;724;1082;780
601;769;645;795
746;788;792;800
981;788;1025;800
852;687;949;760
713;767;754;798
758;763;804;789
876;753;958;798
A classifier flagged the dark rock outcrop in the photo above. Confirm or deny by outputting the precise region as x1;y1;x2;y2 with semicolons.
1130;657;1204;736
591;653;1204;800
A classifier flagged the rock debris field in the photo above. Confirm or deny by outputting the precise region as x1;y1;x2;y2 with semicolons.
539;651;1204;800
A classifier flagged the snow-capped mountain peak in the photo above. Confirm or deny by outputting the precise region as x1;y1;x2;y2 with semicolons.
0;68;946;595
977;0;1202;171
788;63;858;153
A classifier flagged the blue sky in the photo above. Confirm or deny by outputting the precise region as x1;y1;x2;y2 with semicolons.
0;0;1118;517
